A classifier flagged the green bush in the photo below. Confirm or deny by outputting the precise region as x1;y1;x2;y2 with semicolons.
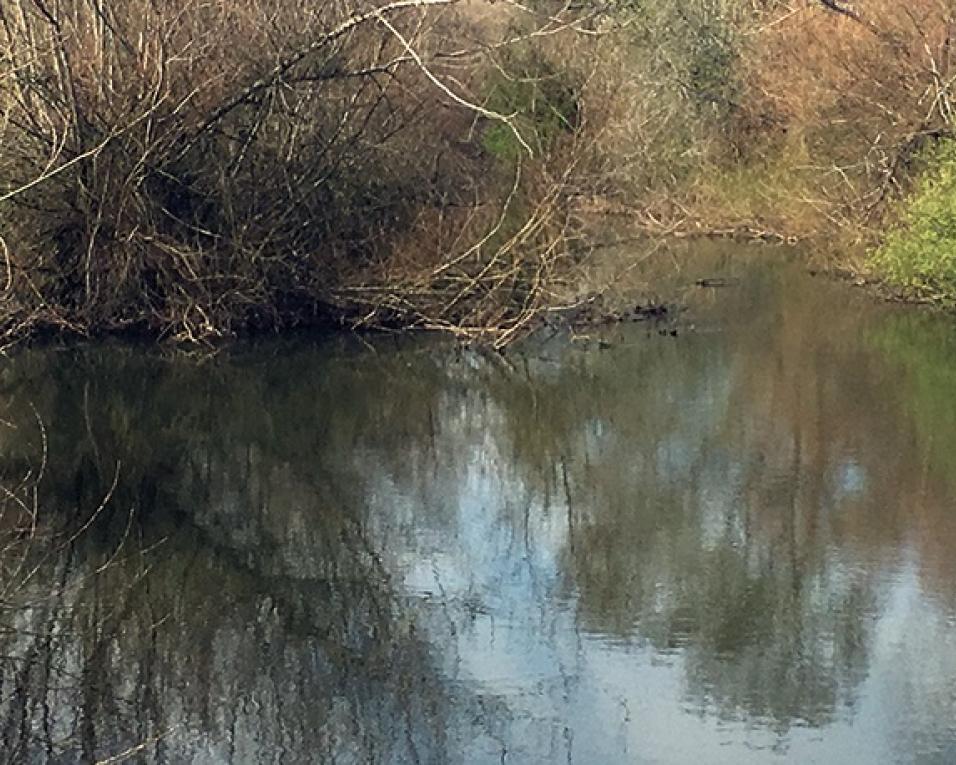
870;140;956;302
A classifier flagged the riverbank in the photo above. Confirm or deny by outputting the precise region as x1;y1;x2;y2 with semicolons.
2;1;955;350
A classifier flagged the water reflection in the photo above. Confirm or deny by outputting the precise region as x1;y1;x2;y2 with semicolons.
0;250;955;763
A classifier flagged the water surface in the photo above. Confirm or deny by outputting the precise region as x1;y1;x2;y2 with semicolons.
1;246;956;763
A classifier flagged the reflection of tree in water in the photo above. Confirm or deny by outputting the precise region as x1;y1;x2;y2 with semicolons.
867;314;956;602
0;506;466;763
472;266;950;732
0;347;478;763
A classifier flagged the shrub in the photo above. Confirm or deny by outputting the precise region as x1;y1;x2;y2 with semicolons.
0;1;605;347
870;140;956;302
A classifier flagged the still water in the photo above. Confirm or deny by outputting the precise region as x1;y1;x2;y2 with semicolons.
1;247;956;764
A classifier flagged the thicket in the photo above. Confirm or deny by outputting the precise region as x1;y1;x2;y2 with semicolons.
3;0;956;348
575;0;956;292
624;1;955;225
0;0;624;348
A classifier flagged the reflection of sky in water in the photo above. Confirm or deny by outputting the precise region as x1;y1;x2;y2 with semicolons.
362;382;956;763
834;459;867;498
385;481;952;762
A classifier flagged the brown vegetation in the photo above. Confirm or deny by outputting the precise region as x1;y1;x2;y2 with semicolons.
3;0;956;348
0;0;617;348
746;0;956;231
564;0;956;269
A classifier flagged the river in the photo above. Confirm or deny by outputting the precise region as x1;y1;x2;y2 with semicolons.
0;243;954;763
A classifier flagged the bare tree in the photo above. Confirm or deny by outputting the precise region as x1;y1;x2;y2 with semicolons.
0;0;611;347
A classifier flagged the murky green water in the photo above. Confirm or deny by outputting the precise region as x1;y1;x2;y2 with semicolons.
2;246;956;764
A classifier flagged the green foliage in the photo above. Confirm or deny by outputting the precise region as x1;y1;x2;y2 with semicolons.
870;140;956;303
481;54;579;161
